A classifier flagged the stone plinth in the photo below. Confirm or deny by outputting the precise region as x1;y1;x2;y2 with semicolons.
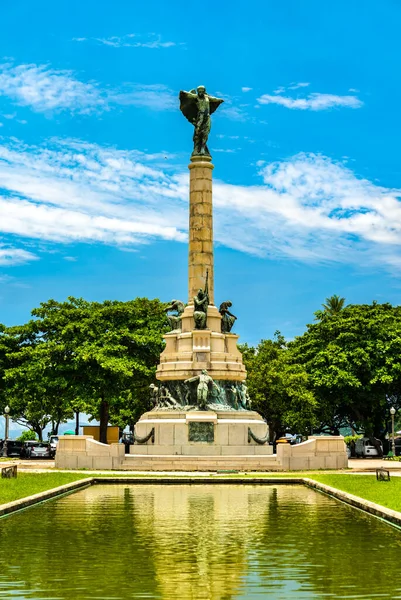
55;435;125;470
156;321;246;382
276;436;348;470
130;410;271;456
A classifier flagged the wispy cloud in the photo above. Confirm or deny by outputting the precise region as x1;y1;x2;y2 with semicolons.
111;84;176;111
73;33;180;49
288;82;310;90
1;138;401;272
220;104;248;121
257;92;363;111
0;62;177;114
0;138;187;256
241;87;252;92
0;246;38;266
0;63;105;114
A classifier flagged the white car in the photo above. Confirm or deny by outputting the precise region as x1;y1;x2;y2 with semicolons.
49;435;59;456
355;437;383;458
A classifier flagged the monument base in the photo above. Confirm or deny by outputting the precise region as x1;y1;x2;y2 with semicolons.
131;410;272;456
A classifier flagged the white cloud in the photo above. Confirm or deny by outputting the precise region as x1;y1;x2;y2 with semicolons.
0;138;401;272
220;104;247;121
288;82;310;90
111;84;176;111
241;87;252;92
0;62;177;114
0;138;188;253
257;92;363;111
0;63;105;114
0;246;37;266
73;33;179;49
212;154;401;269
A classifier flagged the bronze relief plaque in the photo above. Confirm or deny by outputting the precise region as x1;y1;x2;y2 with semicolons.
188;421;214;443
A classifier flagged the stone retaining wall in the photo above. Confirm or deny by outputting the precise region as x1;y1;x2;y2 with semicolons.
55;436;125;470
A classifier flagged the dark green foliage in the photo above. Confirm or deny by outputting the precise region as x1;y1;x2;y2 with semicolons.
2;297;167;443
241;333;318;442
290;302;401;437
17;430;38;442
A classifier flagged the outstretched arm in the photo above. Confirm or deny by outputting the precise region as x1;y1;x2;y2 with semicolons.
185;375;199;384
181;89;197;99
208;96;224;104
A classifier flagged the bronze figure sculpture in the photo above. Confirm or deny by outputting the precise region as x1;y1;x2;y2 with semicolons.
193;271;209;329
166;299;185;332
185;369;219;410
179;86;224;157
219;301;237;333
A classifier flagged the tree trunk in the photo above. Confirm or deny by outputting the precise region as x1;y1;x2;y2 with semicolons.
34;426;43;441
99;398;109;444
75;411;80;436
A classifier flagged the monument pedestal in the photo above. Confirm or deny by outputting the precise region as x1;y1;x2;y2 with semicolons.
131;410;272;456
157;306;246;382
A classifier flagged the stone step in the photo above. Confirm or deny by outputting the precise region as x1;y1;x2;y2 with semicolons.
121;454;281;472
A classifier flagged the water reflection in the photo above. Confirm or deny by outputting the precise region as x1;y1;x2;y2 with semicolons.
0;484;400;599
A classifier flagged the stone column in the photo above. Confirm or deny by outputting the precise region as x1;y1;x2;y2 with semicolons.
188;155;214;305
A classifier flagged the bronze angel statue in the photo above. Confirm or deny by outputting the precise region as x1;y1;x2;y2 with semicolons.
179;86;224;157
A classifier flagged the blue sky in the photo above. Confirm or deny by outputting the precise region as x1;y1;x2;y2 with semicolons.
0;0;401;345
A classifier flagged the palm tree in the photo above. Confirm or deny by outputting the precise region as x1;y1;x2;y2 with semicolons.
322;294;346;316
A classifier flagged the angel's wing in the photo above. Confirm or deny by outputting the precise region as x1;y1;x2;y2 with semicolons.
209;97;224;115
179;90;198;124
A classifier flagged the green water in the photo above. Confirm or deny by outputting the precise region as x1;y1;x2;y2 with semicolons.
0;484;400;599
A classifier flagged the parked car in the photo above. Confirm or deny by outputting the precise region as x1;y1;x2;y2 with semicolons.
4;440;23;457
276;433;303;445
21;441;51;459
49;435;59;457
355;437;383;458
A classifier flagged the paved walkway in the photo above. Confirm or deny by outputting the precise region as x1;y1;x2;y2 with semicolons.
2;457;401;475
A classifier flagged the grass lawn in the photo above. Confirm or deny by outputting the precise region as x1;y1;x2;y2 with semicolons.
311;474;401;512
0;472;90;505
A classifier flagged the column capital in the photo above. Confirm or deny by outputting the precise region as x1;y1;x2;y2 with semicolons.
188;156;214;171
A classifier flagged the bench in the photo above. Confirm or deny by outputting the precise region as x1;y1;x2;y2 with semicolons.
1;465;17;478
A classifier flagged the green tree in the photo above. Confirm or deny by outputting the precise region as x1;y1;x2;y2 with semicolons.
319;294;346;318
17;430;38;442
30;297;167;443
241;333;318;442
290;302;401;440
4;322;74;439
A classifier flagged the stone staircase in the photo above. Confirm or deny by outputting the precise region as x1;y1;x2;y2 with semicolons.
121;454;281;471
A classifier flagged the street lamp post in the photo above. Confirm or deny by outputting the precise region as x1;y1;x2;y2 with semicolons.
390;406;396;456
2;406;10;457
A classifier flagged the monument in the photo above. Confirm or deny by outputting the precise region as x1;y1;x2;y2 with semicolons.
55;85;348;471
130;85;273;469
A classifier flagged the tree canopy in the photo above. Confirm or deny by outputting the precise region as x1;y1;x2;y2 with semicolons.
3;296;167;442
241;333;318;441
290;302;401;437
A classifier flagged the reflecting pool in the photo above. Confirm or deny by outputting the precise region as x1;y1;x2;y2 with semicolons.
0;484;400;599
